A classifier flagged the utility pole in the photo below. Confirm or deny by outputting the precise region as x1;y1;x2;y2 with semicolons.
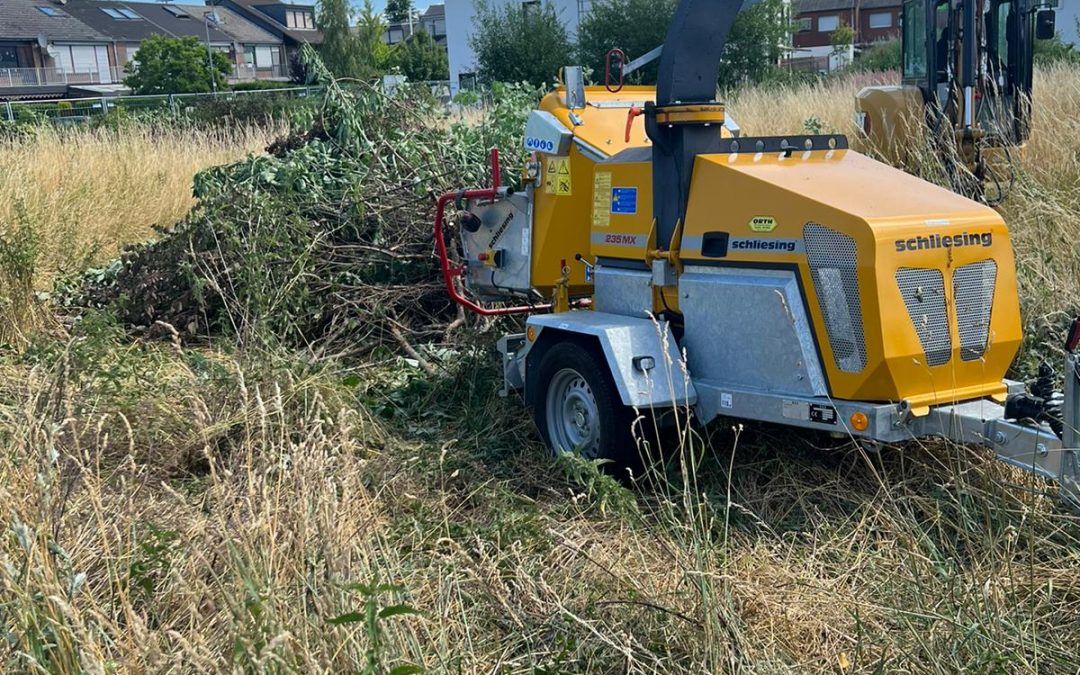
204;11;219;93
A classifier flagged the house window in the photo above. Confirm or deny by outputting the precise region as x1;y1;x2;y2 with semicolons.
163;5;189;18
102;8;124;18
459;72;477;90
255;45;273;68
118;8;141;19
287;10;315;29
797;17;812;32
244;45;256;66
37;6;66;16
433;18;445;36
868;12;892;28
0;45;18;69
818;15;840;31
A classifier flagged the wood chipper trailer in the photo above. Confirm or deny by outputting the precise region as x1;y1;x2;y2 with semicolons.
433;0;1080;506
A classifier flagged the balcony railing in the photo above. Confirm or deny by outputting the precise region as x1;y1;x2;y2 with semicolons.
0;66;126;88
231;64;290;81
1;63;292;90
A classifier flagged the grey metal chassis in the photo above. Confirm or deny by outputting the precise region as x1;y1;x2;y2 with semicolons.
495;264;1080;507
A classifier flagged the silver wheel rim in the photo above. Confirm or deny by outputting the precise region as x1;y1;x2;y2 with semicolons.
545;367;600;458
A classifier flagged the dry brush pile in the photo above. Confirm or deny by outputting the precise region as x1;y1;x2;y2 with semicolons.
71;66;534;361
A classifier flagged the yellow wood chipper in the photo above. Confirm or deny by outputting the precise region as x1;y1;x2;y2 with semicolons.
433;0;1080;507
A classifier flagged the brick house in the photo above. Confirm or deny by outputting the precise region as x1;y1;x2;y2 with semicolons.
791;0;902;71
64;1;288;82
212;0;322;69
0;0;115;98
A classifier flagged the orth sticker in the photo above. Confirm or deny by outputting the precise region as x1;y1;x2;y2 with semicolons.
749;216;777;232
592;172;612;227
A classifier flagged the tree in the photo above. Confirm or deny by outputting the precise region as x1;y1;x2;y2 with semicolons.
829;20;855;69
398;30;449;81
1034;31;1080;66
717;0;792;88
852;38;900;72
470;1;573;87
356;0;395;73
577;0;793;89
316;0;367;79
385;0;412;24
577;0;678;83
124;34;231;94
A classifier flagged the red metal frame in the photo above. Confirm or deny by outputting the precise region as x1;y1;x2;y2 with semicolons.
433;148;552;316
1067;317;1080;353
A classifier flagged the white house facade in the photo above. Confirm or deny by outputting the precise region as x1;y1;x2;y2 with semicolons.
1059;0;1080;47
444;0;591;93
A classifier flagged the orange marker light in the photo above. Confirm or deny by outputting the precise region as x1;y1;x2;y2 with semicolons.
526;326;538;342
850;412;870;432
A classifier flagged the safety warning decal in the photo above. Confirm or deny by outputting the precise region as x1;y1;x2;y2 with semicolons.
545;157;572;196
592;171;612;226
611;187;637;215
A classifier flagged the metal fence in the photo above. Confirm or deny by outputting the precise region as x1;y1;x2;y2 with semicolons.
1;86;324;122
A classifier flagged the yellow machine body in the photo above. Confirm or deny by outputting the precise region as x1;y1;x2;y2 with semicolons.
855;85;925;167
528;85;1022;409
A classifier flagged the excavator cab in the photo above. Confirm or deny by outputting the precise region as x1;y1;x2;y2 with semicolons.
858;0;1053;201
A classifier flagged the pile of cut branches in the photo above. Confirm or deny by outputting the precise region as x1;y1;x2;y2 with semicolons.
76;50;536;357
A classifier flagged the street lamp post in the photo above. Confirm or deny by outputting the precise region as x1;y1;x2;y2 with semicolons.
204;11;219;94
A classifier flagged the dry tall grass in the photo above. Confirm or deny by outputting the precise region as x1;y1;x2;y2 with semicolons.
0;123;281;283
2;68;1080;673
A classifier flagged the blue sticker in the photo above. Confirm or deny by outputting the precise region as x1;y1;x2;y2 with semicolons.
611;187;637;215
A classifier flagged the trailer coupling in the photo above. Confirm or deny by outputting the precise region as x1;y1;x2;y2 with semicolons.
931;319;1080;509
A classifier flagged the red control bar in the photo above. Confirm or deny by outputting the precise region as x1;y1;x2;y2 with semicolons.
433;148;550;316
1067;316;1080;353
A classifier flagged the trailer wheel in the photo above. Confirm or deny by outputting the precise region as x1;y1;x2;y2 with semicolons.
534;341;635;471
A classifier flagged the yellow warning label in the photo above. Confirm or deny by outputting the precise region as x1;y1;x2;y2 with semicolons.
592;171;612;227
545;157;572;196
749;215;777;232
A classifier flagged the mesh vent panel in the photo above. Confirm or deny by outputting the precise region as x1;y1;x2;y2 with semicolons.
896;267;952;366
804;223;866;373
953;260;997;361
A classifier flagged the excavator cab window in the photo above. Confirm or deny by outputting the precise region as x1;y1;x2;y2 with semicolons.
902;0;929;82
978;0;1024;141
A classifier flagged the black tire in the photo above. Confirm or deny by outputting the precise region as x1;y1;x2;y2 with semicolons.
533;340;638;474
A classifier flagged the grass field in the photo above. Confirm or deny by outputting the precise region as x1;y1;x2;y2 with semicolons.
1;69;1079;673
0;123;281;284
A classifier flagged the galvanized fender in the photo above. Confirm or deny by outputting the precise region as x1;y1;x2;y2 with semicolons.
525;311;696;409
